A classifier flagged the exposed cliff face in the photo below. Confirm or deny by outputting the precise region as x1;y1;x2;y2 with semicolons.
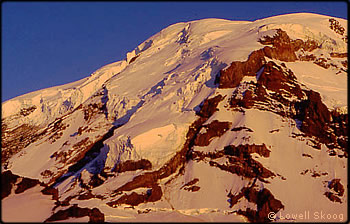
219;50;266;88
219;26;347;92
219;29;320;89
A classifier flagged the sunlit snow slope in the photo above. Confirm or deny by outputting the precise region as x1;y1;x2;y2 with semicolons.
2;13;347;222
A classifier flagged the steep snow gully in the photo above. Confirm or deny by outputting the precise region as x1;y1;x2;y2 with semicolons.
1;13;348;222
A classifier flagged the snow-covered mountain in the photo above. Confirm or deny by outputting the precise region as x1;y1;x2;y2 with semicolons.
2;13;347;222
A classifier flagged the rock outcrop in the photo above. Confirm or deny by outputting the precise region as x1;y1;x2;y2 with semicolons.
45;204;105;222
192;144;274;183
194;120;231;146
229;186;284;222
219;50;266;88
2;170;59;201
324;178;345;203
107;184;162;207
1;123;43;167
112;159;152;173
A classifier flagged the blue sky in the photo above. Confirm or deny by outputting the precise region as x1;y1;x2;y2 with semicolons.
2;1;348;102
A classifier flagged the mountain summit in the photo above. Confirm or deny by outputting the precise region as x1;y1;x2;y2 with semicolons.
2;13;347;222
